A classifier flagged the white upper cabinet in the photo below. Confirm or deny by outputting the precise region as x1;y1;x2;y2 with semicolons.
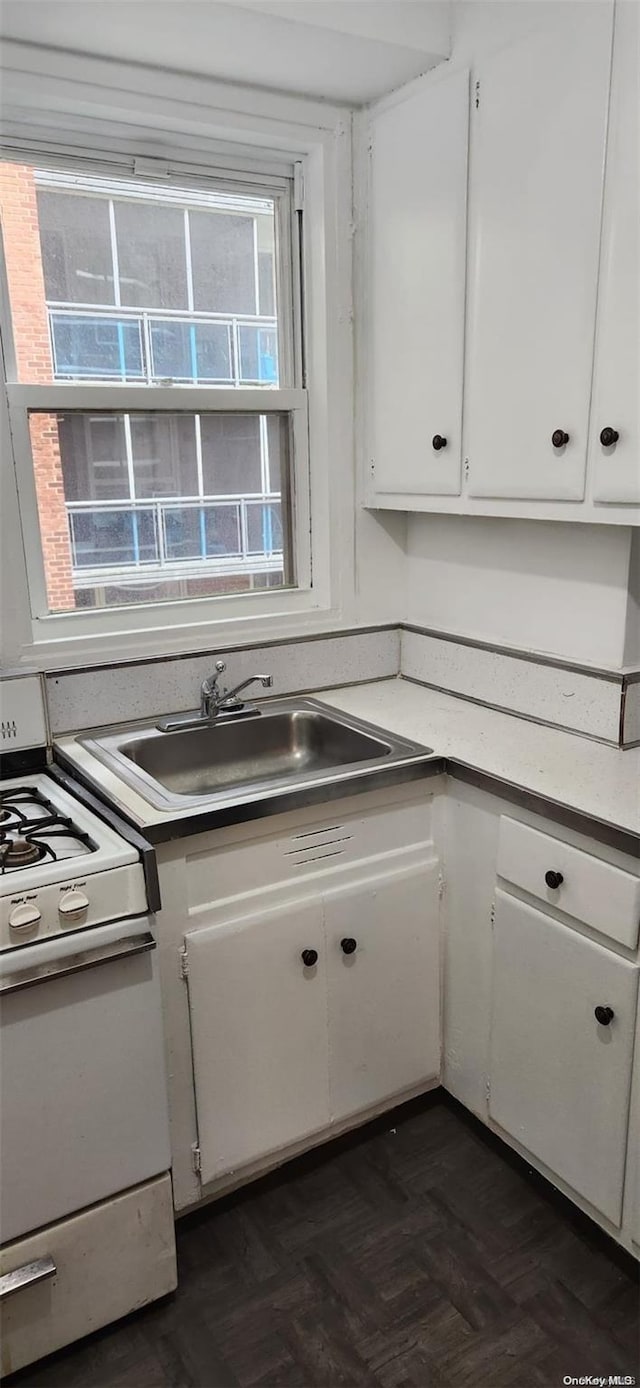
589;0;640;506
367;66;469;497
465;3;614;500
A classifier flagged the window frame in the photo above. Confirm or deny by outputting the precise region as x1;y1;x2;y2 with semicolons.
1;157;313;641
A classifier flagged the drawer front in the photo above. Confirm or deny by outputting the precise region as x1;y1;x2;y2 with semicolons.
0;1175;177;1377
497;816;640;949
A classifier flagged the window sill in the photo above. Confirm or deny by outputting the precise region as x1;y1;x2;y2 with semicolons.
19;589;350;672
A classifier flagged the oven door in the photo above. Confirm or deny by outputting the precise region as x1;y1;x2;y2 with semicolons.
0;918;171;1245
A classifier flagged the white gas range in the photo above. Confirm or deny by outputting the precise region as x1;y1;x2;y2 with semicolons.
0;763;176;1375
0;772;148;950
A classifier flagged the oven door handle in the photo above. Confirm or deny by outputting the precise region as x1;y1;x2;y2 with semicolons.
0;931;156;996
0;1256;57;1300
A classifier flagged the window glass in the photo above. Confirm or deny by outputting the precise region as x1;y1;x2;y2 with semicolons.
189;211;256;314
200;415;262;495
114;200;187;310
257;213;276;316
246;500;283;556
50;315;144;380
6;170;280;388
58;414;129;501
129;415;199;499
238;324;278;383
37;190;114;305
28;410;288;611
149;320;232;383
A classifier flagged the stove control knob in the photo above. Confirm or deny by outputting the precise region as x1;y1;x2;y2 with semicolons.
58;889;89;922
9;902;42;932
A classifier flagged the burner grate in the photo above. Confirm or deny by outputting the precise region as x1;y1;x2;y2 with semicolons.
0;786;97;873
0;837;49;869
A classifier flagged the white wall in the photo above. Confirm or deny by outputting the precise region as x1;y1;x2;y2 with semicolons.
406;516;634;666
403;0;636;671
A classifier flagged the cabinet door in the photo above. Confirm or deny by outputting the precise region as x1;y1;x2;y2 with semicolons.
325;860;441;1124
466;5;613;500
489;890;638;1224
626;987;640;1249
185;900;329;1184
589;0;640;505
368;68;468;497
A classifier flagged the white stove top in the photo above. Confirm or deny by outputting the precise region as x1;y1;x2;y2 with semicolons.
0;773;138;893
0;773;146;950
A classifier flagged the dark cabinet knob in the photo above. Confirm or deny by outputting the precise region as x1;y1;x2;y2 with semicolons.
594;1005;614;1027
340;938;357;955
432;435;448;451
551;430;570;448
545;870;564;890
301;949;318;967
599;427;619;447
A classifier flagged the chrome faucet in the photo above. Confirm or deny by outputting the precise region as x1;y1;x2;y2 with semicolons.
157;661;272;732
201;661;273;717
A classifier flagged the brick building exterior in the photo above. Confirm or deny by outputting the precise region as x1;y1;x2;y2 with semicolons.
0;163;75;609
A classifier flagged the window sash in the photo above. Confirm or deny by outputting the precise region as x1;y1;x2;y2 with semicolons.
0;170;298;392
5;383;310;628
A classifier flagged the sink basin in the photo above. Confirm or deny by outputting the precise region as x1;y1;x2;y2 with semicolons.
120;710;390;797
80;697;434;812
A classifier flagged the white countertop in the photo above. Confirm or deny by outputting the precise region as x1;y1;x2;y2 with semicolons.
316;679;640;840
56;677;639;841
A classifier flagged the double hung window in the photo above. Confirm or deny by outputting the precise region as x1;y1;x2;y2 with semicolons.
0;159;307;621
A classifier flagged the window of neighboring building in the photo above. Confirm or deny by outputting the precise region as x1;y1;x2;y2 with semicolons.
0;160;305;617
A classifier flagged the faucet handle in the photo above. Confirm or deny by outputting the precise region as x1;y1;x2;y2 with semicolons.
215;660;226;675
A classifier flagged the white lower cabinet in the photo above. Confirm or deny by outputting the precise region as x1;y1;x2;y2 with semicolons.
326;862;441;1123
626;988;640;1249
183;856;441;1187
489;889;638;1226
185;900;330;1185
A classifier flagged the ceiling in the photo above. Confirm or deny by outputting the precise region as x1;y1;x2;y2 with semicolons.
0;0;452;106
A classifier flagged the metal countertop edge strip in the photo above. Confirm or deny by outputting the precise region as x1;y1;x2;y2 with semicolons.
53;748;638;860
446;762;640;861
398;625;630;684
130;759;447;845
31;622;636;685
399;674;621;748
40;623;399;680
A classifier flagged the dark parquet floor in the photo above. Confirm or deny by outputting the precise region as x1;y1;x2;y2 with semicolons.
10;1094;640;1388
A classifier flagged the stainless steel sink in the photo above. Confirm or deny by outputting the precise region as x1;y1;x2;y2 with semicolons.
80;698;434;811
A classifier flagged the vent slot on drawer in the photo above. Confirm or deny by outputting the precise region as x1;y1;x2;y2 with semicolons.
286;824;353;867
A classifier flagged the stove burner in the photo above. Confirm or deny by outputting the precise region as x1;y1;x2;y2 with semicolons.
0;785;97;874
0;836;47;868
